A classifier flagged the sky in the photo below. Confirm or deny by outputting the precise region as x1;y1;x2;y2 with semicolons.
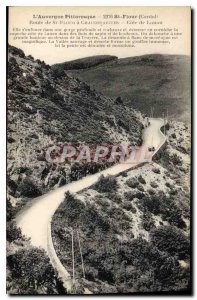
8;6;191;65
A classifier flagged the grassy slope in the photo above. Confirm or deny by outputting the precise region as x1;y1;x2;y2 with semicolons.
57;54;191;122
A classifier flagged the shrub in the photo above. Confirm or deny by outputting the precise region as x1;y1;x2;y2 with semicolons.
82;204;111;233
7;221;22;242
124;191;135;201
150;226;190;260
93;175;118;193
17;178;41;198
138;175;146;184
27;55;34;60
152;167;161;174
51;68;65;79
142;212;155;231
7;176;18;196
171;153;182;166
150;181;158;188
9;57;17;66
122;201;133;211
96;197;110;209
135;191;145;199
110;193;122;204
137;184;145;192
60;192;85;226
34;69;43;79
169;188;178;195
147;189;155;196
15;84;24;93
9;45;25;58
141;192;186;228
7;247;66;294
26;74;36;85
121;172;128;178
126;177;139;189
165;181;172;188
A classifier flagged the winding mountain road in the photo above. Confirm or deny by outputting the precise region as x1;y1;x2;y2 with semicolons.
15;118;166;292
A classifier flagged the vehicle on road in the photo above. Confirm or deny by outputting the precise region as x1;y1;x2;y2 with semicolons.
148;146;155;152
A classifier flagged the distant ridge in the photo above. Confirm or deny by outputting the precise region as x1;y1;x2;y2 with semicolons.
52;55;118;71
55;54;191;122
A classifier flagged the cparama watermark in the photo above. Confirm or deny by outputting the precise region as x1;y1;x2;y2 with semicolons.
44;143;155;165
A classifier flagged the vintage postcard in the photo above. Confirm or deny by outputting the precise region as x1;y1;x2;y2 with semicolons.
7;6;191;295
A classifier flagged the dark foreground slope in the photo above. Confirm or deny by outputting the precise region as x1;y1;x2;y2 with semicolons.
54;54;191;122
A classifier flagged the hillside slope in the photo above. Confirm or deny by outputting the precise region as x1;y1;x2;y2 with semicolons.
7;45;144;207
52;121;191;293
55;54;191;122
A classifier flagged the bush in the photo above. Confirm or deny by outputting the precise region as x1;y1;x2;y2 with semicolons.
93;175;118;193
137;184;145;192
82;204;111;233
17;178;41;198
150;226;190;260
126;177;139;189
122;201;133;211
26;74;36;85
110;193;122;204
9;45;25;58
124;191;135;201
60;192;85;226
27;55;34;60
121;171;128;178
140;192;186;228
7;176;18;196
150;181;158;188
135;191;145;199
34;69;43;79
9;57;17;66
171;153;182;166
165;181;172;188
138;175;146;184
142;212;155;231
7;221;22;242
7;247;66;294
152;167;161;174
15;84;24;93
147;189;156;196
51;68;65;79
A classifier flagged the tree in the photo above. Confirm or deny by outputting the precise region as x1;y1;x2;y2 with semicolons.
60;191;85;226
17;178;41;198
150;226;190;260
93;175;118;193
7;247;66;294
126;177;139;188
7;221;22;242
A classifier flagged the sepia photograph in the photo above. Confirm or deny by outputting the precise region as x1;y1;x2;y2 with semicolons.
6;6;191;295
